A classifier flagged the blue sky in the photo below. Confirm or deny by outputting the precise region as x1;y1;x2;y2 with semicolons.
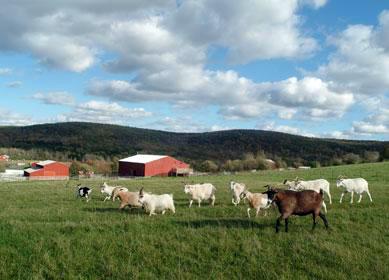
0;0;388;140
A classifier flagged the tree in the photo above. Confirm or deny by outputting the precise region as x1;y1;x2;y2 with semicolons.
383;146;389;160
363;151;380;163
199;160;219;173
342;153;361;164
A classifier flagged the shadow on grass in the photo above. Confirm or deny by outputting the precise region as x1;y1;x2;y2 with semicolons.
174;218;267;229
82;207;145;215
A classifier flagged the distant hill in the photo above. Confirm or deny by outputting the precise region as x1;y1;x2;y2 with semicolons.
0;122;387;164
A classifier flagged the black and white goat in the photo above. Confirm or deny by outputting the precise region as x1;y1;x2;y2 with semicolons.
75;184;92;202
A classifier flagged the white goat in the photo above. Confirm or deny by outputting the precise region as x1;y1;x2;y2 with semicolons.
240;190;271;218
284;178;332;204
100;182;128;202
138;188;175;216
336;177;372;203
230;181;246;206
184;183;216;207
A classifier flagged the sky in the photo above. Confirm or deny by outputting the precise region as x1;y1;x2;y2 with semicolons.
0;0;389;140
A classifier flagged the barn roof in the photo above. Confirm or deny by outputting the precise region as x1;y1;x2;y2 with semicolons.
36;160;56;166
119;154;167;164
24;168;39;173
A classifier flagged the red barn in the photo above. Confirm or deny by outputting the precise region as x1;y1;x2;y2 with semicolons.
24;160;69;180
0;155;9;161
118;154;190;177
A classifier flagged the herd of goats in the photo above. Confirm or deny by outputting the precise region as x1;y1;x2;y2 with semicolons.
75;176;373;233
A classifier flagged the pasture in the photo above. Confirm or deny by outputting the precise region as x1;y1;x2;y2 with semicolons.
0;162;388;279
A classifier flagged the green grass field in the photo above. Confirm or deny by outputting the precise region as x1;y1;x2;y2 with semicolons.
0;162;388;279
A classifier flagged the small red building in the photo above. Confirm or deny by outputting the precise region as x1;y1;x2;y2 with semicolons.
0;155;9;161
24;160;69;180
118;154;190;177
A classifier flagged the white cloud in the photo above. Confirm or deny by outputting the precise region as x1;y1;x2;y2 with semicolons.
317;11;389;96
32;91;75;105
266;77;354;118
0;108;33;126
6;81;22;88
56;100;152;125
23;33;96;72
300;0;327;9
351;107;389;135
352;122;389;134
168;0;318;63
257;121;316;137
0;0;323;72
0;68;12;75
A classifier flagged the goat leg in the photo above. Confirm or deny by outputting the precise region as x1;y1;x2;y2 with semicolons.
319;213;329;229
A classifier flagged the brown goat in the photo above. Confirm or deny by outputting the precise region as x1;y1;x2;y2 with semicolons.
115;190;142;210
263;186;329;233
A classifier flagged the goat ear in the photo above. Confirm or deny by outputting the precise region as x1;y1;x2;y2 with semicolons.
294;176;299;181
264;184;272;191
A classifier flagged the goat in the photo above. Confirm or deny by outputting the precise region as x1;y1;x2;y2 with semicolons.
138;188;175;216
240;189;271;218
263;186;329;233
100;182;128;201
230;181;246;206
115;190;142;210
184;183;216;207
75;184;92;202
284;177;332;204
336;176;372;203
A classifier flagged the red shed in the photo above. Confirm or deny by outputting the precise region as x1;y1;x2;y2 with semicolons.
24;160;69;180
118;154;190;177
0;155;9;161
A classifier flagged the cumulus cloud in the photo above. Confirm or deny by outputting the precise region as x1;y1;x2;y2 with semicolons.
32;91;75;105
351;107;389;135
266;77;354;118
0;108;32;126
167;0;318;63
6;81;22;88
300;0;327;9
0;0;322;72
0;68;12;75
88;75;354;121
317;10;389;96
56;100;152;125
257;121;316;137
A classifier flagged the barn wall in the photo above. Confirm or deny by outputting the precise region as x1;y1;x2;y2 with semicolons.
43;163;69;176
144;156;189;177
27;162;69;177
118;162;145;176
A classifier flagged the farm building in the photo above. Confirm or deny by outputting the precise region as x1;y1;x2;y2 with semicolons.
118;154;191;177
24;160;69;180
0;155;9;161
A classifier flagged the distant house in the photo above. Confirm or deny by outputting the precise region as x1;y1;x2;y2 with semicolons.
265;159;277;169
298;166;311;170
118;154;191;177
0;155;9;161
24;160;69;180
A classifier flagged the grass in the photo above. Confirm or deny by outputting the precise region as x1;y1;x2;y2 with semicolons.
0;162;388;279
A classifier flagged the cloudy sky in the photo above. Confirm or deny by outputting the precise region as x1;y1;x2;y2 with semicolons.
0;0;388;140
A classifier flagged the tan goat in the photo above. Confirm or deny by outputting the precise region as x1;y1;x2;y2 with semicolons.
240;190;271;218
115;190;142;210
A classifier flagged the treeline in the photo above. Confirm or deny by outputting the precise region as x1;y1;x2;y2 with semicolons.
1;147;387;176
1;122;389;174
192;150;386;173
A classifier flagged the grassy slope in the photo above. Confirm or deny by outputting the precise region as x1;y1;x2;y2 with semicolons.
0;162;388;279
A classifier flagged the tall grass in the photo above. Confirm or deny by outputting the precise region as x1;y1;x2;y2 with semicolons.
0;162;388;279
